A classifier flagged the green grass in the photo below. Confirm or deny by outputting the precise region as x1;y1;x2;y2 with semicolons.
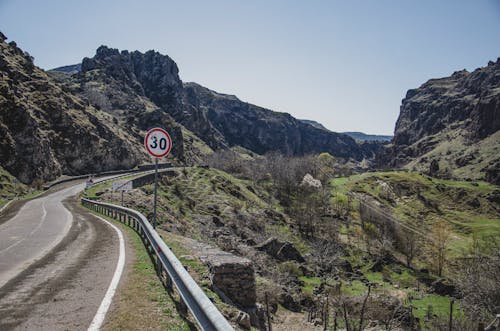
299;276;321;295
84;181;114;199
411;293;462;325
342;280;367;295
329;171;499;260
390;269;418;288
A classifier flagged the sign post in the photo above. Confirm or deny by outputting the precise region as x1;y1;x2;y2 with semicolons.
112;180;133;206
144;128;172;229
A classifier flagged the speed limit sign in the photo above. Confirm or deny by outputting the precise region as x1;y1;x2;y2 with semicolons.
144;128;172;158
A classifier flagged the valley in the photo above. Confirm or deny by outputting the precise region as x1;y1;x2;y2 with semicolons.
0;29;498;331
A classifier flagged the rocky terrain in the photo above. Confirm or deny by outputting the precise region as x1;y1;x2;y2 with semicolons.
90;159;500;329
379;59;500;184
0;33;146;184
0;31;389;185
53;45;377;159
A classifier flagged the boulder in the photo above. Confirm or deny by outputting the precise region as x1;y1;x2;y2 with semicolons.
255;237;305;263
236;311;251;330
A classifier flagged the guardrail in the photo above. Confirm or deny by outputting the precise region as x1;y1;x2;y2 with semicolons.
42;163;173;190
81;198;234;331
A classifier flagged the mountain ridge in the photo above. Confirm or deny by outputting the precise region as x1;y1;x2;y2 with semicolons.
378;58;500;184
56;45;376;159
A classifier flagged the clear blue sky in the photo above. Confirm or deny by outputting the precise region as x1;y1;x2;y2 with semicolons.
1;0;499;135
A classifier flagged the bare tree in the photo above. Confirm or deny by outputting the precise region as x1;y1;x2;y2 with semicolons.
456;234;500;323
399;229;421;268
429;222;451;277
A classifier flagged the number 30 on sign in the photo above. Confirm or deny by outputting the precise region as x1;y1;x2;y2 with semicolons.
144;128;172;158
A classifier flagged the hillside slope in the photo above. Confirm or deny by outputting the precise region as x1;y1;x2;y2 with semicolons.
379;59;500;184
0;33;146;184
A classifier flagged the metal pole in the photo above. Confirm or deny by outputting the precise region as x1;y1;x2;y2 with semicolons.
121;190;124;206
153;157;158;229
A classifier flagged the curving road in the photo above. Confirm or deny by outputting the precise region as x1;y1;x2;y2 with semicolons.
0;179;127;330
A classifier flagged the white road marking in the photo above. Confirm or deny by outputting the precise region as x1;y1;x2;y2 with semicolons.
0;200;48;255
87;215;126;331
0;199;13;213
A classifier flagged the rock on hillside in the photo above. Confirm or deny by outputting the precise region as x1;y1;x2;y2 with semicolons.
343;131;392;142
379;59;500;184
0;33;145;184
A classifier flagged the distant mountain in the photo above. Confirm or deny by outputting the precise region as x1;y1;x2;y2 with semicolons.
343;132;392;142
50;63;81;74
299;119;328;130
378;59;500;184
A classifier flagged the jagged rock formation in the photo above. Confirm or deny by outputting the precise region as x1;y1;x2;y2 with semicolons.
379;59;500;184
55;46;374;160
183;82;371;159
0;33;145;184
57;46;206;163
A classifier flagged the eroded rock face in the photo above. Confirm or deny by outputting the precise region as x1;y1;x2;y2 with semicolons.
0;35;143;184
60;46;374;160
379;59;500;183
255;237;305;263
183;82;372;160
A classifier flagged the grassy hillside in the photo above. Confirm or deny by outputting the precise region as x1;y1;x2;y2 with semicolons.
0;166;27;207
87;166;498;328
331;171;499;256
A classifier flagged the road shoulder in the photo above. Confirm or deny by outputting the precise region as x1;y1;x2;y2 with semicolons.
94;212;192;331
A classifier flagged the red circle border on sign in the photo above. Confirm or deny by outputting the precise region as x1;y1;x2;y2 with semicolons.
144;127;172;158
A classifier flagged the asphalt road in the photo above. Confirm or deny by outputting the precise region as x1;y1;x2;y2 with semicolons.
0;183;84;288
0;179;127;330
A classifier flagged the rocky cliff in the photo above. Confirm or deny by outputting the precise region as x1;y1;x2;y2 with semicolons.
56;46;374;160
380;59;500;184
183;82;372;159
0;33;146;184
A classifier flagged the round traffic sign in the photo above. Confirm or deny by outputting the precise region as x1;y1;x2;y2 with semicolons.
144;128;172;158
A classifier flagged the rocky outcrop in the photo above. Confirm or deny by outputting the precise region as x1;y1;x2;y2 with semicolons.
183;82;372;160
255;237;305;263
52;45;214;164
56;46;375;161
0;35;145;184
379;59;500;183
76;46;227;152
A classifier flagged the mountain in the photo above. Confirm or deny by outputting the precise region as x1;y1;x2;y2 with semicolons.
299;119;328;130
0;33;148;184
379;59;500;184
1;33;378;184
50;63;81;74
343;132;392;142
53;45;374;160
182;82;371;158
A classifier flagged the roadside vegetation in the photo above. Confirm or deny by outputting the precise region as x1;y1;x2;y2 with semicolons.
86;151;499;330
